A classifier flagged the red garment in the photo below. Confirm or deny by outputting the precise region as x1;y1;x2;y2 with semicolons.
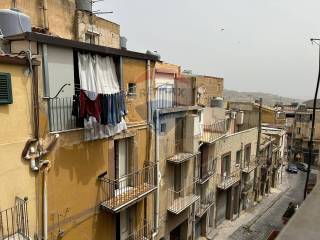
79;90;101;121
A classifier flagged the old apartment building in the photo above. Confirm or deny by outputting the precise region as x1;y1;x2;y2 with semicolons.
291;104;320;165
0;0;120;48
0;2;288;240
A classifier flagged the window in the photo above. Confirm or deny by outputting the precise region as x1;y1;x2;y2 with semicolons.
85;33;99;45
244;144;251;162
296;114;301;121
0;73;13;104
221;153;231;176
160;123;166;133
127;82;137;96
217;83;221;92
236;150;241;165
297;127;301;134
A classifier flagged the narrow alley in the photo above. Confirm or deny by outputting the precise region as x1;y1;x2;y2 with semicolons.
221;170;305;240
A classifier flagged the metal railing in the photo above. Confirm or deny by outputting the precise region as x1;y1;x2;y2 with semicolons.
198;157;217;182
195;191;214;217
217;170;241;189
156;86;194;109
99;164;156;212
0;198;29;240
48;97;82;132
167;183;199;214
200;120;226;143
242;155;257;173
126;221;154;240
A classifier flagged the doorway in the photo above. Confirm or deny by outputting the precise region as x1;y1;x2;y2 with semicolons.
175;117;184;153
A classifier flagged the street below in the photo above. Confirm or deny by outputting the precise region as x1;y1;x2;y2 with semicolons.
228;170;306;240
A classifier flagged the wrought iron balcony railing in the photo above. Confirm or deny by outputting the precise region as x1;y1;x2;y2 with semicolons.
195;191;215;218
242;156;257;173
200;120;227;143
0;198;29;240
197;157;217;184
217;171;241;190
167;183;199;214
99;164;157;213
156;85;194;109
47;97;83;132
125;221;154;240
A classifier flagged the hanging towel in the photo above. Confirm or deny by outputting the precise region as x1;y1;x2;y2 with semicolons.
79;90;101;121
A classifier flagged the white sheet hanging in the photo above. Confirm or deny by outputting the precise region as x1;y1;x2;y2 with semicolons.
78;53;127;141
78;53;120;94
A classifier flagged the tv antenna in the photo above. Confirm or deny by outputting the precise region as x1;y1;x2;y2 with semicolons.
88;0;114;44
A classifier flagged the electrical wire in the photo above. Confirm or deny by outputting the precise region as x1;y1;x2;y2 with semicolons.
304;41;320;199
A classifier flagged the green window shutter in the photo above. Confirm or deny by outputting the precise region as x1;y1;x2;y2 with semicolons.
0;73;13;104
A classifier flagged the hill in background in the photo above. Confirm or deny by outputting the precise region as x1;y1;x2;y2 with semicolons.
224;89;302;107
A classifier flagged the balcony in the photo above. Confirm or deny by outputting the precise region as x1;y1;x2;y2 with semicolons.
99;165;157;213
200;120;227;143
0;198;29;240
195;191;215;218
167;183;199;214
217;171;241;190
126;221;154;240
242;156;257;173
47;97;83;132
166;139;200;165
197;157;217;184
156;85;195;109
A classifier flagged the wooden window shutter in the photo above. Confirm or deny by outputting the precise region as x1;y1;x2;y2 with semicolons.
0;73;13;104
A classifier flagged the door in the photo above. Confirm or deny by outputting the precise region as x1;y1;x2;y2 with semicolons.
216;190;227;225
170;224;181;240
201;146;209;179
175;118;184;153
244;144;251;167
117;207;135;240
120;210;130;240
221;154;231;180
195;221;201;240
115;139;131;192
208;205;215;233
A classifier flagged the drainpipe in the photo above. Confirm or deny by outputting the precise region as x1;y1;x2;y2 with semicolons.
147;60;152;125
238;142;243;218
42;0;49;30
39;160;50;240
152;109;160;240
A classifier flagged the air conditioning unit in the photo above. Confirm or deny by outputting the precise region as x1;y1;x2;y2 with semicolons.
236;111;244;125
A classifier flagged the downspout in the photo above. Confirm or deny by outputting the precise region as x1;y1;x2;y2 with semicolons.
42;0;49;30
238;142;243;218
42;161;51;240
147;60;152;125
152;109;160;240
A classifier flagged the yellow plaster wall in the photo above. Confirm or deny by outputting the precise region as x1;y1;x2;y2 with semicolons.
46;130;114;240
124;58;149;124
0;63;37;238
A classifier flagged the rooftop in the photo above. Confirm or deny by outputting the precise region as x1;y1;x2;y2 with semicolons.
5;32;160;61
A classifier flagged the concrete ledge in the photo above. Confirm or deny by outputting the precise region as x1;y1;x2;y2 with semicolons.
158;106;202;115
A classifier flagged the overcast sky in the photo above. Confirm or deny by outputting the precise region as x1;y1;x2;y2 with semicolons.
95;0;320;100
